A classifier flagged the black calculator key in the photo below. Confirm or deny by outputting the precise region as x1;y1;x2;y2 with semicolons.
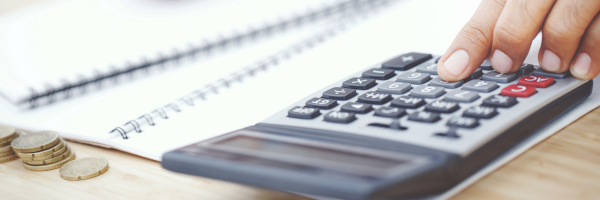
518;63;535;75
533;68;570;79
463;105;498;118
481;95;518;107
479;59;493;70
306;98;338;109
469;68;483;80
362;68;396;80
322;87;357;100
374;107;406;118
434;57;441;63
482;72;518;83
408;111;440;123
391;96;426;108
424;100;460;113
342;77;376;89
444;90;480;103
447;116;479;128
396;72;431;84
341;102;373;113
287;106;320;119
382;52;433;70
324;111;356;123
357;91;393;104
462;80;498;93
410;85;446;98
415;62;438;75
377;81;411;94
429;77;464;88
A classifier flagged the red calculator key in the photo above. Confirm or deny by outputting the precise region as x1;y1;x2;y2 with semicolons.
501;84;536;97
518;75;554;88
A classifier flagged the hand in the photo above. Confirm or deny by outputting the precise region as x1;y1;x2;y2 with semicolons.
437;0;600;81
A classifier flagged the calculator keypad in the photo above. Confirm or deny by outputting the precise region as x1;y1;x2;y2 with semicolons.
382;53;433;70
263;53;588;156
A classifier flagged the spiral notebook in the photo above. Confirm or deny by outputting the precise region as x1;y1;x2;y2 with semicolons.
0;0;401;160
0;0;366;109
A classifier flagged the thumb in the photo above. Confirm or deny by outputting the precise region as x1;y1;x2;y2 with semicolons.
437;0;506;82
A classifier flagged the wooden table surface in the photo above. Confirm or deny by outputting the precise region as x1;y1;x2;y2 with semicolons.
1;1;600;200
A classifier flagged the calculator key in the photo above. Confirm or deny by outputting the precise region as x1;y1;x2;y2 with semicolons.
518;63;535;75
287;106;320;119
396;72;432;84
408;111;440;123
468;68;483;80
482;72;517;83
444;90;480;103
377;82;411;94
382;52;433;70
434;57;441;63
322;87;357;100
424;100;460;113
357;91;393;104
518;75;554;88
447;116;479;128
341;102;373;114
462;80;498;93
410;85;446;98
342;77;376;89
463;106;497;118
390;96;426;108
374;107;406;118
482;95;518;107
362;68;396;80
306;98;338;109
533;68;570;79
324;111;356;123
501;84;536;97
429;77;464;88
415;62;438;75
479;59;493;70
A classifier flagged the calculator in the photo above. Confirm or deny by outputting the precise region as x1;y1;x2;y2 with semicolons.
162;52;592;200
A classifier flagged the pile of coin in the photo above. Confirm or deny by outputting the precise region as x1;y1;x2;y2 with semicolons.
12;131;76;171
0;126;20;163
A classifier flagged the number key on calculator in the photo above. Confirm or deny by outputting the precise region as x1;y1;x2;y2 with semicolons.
163;52;592;200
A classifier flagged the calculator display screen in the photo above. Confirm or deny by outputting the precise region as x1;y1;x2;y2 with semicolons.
214;135;406;170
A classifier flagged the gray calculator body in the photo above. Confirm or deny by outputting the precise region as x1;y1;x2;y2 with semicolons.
163;53;592;199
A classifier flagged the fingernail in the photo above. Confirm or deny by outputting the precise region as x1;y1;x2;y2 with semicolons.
572;53;591;76
491;50;513;73
542;50;561;72
443;49;470;76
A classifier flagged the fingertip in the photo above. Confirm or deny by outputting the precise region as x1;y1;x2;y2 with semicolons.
570;53;595;80
437;49;470;81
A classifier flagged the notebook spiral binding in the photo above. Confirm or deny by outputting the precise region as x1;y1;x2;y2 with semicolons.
23;0;380;109
110;0;395;139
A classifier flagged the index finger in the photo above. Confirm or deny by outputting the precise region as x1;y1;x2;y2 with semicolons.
437;0;506;82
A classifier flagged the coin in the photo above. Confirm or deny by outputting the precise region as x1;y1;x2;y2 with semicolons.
0;154;18;163
0;125;17;142
0;150;14;157
11;131;59;153
21;142;67;161
17;138;65;158
23;152;76;171
60;157;109;181
23;146;71;165
0;130;22;147
0;143;12;153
